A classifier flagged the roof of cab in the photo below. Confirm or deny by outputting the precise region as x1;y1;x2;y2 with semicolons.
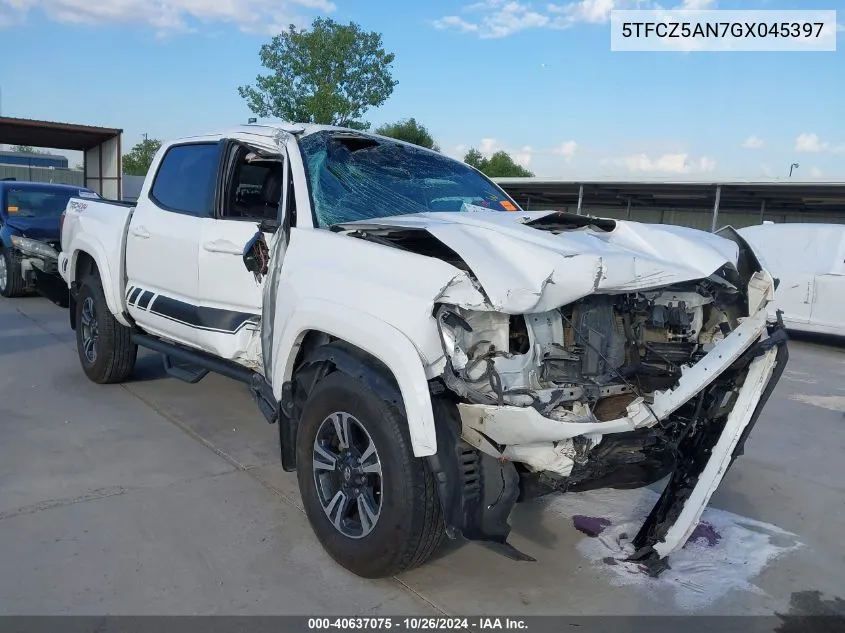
175;123;379;144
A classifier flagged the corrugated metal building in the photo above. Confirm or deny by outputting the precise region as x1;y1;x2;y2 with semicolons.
121;174;145;202
0;164;84;186
0;150;69;169
495;178;845;231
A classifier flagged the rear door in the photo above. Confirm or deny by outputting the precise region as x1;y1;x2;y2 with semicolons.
125;140;223;348
194;139;287;362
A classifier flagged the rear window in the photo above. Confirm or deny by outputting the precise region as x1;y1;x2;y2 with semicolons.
5;187;97;218
150;143;220;217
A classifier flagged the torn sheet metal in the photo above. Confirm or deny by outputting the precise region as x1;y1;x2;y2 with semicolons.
650;346;779;558
340;211;743;314
457;307;769;448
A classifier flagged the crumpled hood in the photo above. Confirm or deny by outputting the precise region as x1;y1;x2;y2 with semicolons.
341;210;742;313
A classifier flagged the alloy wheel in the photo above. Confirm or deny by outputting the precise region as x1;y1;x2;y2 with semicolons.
312;411;383;539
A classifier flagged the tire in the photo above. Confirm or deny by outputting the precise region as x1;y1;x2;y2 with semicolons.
75;272;137;384
296;371;445;578
0;247;25;298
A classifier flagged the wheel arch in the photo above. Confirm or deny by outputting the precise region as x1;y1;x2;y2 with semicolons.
68;244;127;325
271;302;438;461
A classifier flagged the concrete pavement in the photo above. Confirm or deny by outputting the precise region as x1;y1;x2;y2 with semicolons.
1;296;843;616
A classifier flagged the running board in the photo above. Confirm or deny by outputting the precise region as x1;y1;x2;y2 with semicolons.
130;333;279;425
162;354;209;384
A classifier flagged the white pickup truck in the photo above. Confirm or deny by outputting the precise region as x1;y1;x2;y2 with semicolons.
59;123;788;579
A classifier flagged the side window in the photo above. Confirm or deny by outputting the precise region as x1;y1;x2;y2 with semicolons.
150;143;219;216
222;145;284;221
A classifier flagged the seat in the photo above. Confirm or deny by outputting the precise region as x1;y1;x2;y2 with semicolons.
246;168;283;219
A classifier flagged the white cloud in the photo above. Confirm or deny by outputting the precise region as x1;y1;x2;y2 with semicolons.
435;0;549;38
809;166;824;179
831;144;845;155
678;0;716;9
602;152;715;174
741;136;765;149
438;0;719;36
795;133;829;153
553;140;578;162
480;137;500;154
432;15;479;33
548;0;616;24
515;145;533;167
454;139;582;171
0;0;336;33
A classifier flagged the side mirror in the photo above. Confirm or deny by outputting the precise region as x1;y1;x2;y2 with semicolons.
259;217;279;233
243;231;269;280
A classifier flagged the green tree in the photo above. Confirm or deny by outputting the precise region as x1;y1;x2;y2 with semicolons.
122;136;162;176
238;17;397;129
12;145;40;153
463;148;534;177
464;148;484;169
374;118;439;151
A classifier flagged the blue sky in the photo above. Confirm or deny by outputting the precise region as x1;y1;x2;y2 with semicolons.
0;0;843;180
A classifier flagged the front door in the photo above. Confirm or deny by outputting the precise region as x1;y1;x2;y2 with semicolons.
194;139;287;361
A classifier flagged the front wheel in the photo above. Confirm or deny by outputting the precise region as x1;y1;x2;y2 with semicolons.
0;247;25;298
296;371;445;578
75;273;138;384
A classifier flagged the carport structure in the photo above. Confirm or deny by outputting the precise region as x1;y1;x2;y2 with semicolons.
0;116;123;199
494;179;845;231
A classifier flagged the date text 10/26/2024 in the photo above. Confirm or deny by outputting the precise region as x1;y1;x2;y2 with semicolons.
308;618;528;630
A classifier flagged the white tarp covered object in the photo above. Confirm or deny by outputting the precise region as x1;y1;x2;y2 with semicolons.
738;223;845;336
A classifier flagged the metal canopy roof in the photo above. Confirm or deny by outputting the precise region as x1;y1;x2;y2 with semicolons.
494;178;845;214
0;116;122;151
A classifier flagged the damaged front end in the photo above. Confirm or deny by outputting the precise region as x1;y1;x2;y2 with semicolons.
8;236;67;304
427;255;787;575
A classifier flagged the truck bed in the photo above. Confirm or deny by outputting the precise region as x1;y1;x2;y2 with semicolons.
60;197;135;323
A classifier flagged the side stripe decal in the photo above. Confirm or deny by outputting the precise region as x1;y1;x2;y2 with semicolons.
125;285;257;334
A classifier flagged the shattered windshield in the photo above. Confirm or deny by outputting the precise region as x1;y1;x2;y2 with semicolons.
298;131;519;227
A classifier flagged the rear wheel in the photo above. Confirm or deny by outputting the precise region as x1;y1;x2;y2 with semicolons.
0;247;25;298
296;371;445;578
75;273;137;384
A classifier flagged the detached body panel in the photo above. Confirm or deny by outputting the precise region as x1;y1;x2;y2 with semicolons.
738;223;845;337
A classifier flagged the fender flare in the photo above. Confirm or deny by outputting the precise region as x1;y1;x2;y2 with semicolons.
67;238;127;325
271;299;437;457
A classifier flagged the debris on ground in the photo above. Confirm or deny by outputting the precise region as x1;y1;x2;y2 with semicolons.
573;515;612;537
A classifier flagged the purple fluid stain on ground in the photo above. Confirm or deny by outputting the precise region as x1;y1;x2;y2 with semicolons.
573;515;612;537
685;521;722;547
602;557;619;566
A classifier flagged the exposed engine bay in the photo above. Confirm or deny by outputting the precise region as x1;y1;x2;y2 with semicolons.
431;269;786;574
438;282;739;415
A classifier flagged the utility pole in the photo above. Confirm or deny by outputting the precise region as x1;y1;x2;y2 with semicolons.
789;162;799;177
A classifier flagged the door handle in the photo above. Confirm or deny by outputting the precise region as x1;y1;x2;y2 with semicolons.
203;240;244;255
131;226;151;239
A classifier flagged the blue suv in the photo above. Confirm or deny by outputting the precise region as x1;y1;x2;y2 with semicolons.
0;179;100;304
